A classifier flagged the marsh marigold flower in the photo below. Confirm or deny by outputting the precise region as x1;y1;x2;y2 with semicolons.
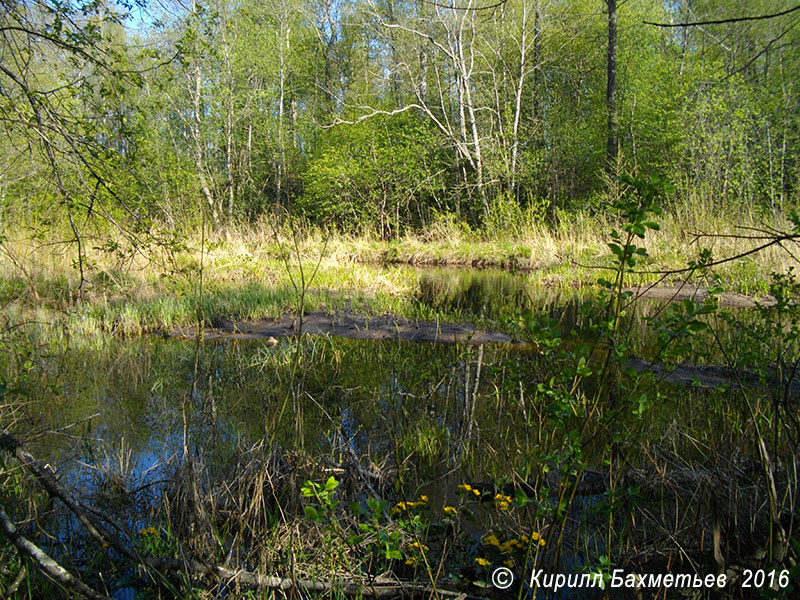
495;493;512;511
443;506;457;516
475;557;490;567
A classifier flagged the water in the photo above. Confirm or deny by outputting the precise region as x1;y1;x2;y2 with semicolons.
9;265;792;598
25;265;745;507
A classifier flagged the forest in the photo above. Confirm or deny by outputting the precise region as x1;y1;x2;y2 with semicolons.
0;0;797;237
1;0;800;599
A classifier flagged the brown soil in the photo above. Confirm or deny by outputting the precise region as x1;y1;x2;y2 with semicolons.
624;284;775;308
169;311;526;346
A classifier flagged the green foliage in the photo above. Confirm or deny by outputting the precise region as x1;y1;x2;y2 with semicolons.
301;475;340;523
2;0;798;239
483;191;549;239
300;113;445;236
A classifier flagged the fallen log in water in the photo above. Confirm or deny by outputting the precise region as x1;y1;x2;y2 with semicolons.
626;358;800;397
623;284;775;308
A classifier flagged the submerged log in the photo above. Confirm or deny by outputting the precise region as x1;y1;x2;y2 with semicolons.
626;358;800;397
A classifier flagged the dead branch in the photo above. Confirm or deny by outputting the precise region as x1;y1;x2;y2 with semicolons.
142;556;479;598
0;428;140;563
645;4;800;27
0;506;111;600
1;565;26;599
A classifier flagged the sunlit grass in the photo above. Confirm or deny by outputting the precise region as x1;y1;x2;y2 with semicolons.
0;201;796;338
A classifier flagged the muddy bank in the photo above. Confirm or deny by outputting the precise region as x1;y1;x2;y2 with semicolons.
627;358;800;396
624;284;775;308
169;311;526;346
380;252;535;272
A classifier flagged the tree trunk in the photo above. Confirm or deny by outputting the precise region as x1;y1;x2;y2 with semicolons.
510;0;532;196
606;0;619;168
223;15;235;221
191;0;217;224
277;18;287;207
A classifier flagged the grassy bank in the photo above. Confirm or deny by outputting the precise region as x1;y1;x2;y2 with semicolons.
0;204;797;337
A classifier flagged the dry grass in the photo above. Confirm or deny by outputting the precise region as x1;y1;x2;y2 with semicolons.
1;202;798;339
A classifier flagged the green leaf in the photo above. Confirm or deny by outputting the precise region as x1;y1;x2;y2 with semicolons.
300;481;317;497
685;321;707;333
608;242;624;260
303;506;319;521
347;534;364;545
514;487;532;506
598;277;615;288
576;356;592;377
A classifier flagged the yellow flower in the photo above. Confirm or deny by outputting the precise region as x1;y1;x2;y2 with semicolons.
393;500;423;514
409;541;429;552
405;558;417;567
483;534;501;547
494;494;511;510
538;538;546;547
457;483;473;493
498;539;521;554
443;506;457;516
475;557;490;567
531;532;540;541
504;560;514;568
494;493;512;510
417;495;429;504
520;535;529;544
472;488;481;497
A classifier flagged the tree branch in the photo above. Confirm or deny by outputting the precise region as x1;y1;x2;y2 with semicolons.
645;4;800;27
0;506;111;600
